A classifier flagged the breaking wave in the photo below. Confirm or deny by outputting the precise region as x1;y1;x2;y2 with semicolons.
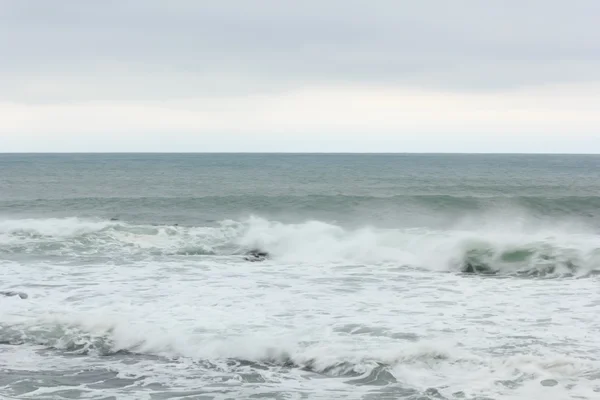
0;313;463;381
1;316;598;391
1;216;599;277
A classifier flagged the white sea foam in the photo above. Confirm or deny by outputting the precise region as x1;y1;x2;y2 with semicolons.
2;306;599;400
1;215;598;275
2;215;600;398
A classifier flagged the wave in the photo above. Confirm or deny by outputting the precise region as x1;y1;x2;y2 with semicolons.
3;194;600;225
0;315;455;370
1;216;599;277
0;217;239;257
1;316;597;389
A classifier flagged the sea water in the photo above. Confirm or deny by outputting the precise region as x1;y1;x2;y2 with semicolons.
1;153;600;399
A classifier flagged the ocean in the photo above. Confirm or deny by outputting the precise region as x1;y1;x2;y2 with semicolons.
1;153;600;400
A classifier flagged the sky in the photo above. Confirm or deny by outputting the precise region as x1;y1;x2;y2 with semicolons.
1;0;599;153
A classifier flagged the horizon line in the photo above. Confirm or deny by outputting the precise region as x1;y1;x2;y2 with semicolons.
1;151;599;156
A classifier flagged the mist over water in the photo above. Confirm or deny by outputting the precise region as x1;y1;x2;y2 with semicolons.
1;154;600;399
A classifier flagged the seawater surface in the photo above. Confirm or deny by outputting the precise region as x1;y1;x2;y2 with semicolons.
1;153;600;400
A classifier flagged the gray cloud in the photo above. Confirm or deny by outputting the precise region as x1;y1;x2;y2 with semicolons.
1;0;599;102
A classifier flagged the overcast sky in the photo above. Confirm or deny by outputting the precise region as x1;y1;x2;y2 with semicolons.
1;0;599;152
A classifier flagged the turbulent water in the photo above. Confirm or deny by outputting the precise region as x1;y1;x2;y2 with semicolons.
1;153;600;400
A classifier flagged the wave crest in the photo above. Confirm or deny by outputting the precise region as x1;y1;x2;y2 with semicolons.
1;216;599;277
2;316;597;391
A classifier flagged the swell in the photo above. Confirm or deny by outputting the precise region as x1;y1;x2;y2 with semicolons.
1;216;599;277
2;194;600;221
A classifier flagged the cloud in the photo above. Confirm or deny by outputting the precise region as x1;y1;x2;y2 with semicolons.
0;1;599;152
1;0;599;102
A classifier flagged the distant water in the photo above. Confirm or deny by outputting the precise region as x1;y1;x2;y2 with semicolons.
1;153;600;400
